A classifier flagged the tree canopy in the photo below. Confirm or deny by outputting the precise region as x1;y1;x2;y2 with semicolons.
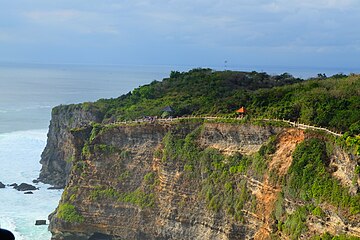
79;69;359;132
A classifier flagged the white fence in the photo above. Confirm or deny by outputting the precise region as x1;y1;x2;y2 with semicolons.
111;116;343;137
262;118;342;137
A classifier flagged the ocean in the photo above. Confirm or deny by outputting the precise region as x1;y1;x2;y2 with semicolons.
0;63;173;239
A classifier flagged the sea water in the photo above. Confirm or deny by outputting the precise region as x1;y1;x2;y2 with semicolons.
0;63;173;239
0;129;60;239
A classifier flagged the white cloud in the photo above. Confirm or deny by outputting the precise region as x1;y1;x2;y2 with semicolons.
1;0;359;66
24;9;120;35
25;9;80;22
298;0;358;9
17;0;360;48
263;0;360;12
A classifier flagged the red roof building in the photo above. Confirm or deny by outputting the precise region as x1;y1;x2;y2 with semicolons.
236;107;247;114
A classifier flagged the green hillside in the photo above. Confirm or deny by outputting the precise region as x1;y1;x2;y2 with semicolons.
79;68;359;133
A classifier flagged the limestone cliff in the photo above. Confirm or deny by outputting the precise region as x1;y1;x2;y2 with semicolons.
46;120;360;240
38;104;103;188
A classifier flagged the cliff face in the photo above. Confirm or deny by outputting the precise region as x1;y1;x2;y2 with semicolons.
39;104;103;188
43;119;360;240
49;122;282;240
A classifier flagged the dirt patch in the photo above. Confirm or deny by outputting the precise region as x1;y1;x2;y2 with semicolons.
254;129;304;240
269;129;305;175
330;147;358;194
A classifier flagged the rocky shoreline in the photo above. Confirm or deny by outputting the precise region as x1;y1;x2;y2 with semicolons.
0;181;46;194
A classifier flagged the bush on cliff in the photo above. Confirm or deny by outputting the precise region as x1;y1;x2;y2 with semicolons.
57;203;85;223
77;69;359;132
284;138;360;212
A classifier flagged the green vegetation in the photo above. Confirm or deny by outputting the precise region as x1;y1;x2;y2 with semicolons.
90;186;119;200
312;206;325;218
57;203;85;223
282;138;360;213
273;137;360;238
118;170;130;182
90;186;155;208
282;206;308;239
89;170;158;209
119;189;155;208
78;69;301;121
247;75;360;132
355;165;360;175
143;172;156;185
65;155;75;163
159;125;278;221
93;144;118;155
311;233;360;240
89;123;102;143
82;142;91;158
120;149;131;159
82;140;120;160
73;161;86;174
339;133;360;156
73;69;359;133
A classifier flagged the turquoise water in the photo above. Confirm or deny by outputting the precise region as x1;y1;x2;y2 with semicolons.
0;129;60;239
0;63;173;239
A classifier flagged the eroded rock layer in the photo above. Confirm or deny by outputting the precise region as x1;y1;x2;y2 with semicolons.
45;120;360;240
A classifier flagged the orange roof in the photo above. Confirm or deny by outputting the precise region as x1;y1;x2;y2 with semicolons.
236;107;246;113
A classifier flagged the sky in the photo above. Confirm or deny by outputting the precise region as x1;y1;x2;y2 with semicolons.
0;0;359;71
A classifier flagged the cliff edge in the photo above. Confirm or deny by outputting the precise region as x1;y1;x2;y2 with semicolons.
38;104;103;188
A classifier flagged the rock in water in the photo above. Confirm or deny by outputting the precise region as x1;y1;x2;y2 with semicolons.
24;191;33;194
0;182;5;188
35;220;47;226
47;186;63;190
14;183;38;191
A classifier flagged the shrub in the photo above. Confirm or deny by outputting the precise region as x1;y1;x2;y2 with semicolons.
283;206;308;239
57;203;84;223
284;138;360;213
312;206;325;218
143;172;156;185
89;123;102;143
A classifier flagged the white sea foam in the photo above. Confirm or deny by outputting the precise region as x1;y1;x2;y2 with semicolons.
0;216;24;240
0;129;62;240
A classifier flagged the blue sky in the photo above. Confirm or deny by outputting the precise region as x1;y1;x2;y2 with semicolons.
0;0;359;70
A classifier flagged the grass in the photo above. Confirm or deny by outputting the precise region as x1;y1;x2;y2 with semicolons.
282;206;308;239
90;186;155;208
57;203;85;223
